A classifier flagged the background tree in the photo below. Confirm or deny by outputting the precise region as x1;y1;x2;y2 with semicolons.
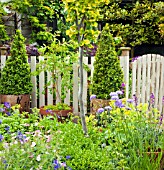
62;0;110;135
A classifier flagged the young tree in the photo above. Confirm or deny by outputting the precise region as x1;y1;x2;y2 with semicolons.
62;0;110;134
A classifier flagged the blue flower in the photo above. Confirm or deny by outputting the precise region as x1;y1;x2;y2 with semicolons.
6;112;11;116
104;106;112;111
0;134;3;142
115;100;124;108
66;155;71;159
116;91;123;95
4;102;11;109
16;131;26;142
97;108;104;114
109;92;118;97
90;94;96;101
111;95;119;100
53;159;61;170
0;119;2;124
67;167;72;170
127;99;134;103
5;126;10;132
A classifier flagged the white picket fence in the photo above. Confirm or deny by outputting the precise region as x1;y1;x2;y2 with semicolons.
1;49;164;114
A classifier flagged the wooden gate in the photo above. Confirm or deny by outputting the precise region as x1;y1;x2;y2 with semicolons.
131;54;164;113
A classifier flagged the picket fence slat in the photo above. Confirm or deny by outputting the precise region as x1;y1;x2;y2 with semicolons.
30;56;37;108
137;57;142;103
132;61;137;98
1;55;6;71
151;54;156;96
39;56;45;107
155;55;161;108
141;55;147;103
146;55;151;103
90;57;95;79
159;57;164;113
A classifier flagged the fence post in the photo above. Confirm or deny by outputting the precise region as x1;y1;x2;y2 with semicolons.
119;47;131;99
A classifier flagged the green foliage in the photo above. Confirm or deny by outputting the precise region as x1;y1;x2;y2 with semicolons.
0;30;33;95
0;100;163;169
104;1;164;46
89;98;164;169
33;36;78;102
0;2;9;44
5;0;68;44
92;24;124;99
44;103;71;111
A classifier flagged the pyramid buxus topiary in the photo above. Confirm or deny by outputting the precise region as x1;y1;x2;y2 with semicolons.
0;30;33;95
92;24;124;99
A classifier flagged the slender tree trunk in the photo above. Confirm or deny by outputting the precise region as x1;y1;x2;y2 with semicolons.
79;46;88;135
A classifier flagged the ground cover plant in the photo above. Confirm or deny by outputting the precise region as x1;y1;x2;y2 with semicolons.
0;92;163;169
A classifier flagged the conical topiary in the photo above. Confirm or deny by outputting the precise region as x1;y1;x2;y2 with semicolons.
0;30;33;95
92;24;124;99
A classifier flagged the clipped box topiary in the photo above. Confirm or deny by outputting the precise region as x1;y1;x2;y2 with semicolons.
91;24;124;113
0;30;33;112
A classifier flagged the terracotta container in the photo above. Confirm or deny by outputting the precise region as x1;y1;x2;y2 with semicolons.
90;98;110;115
40;106;73;122
1;94;30;112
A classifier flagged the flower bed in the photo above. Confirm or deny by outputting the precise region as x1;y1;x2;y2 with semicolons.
0;94;164;169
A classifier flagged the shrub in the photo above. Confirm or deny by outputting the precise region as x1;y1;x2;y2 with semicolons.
92;24;124;99
0;30;33;95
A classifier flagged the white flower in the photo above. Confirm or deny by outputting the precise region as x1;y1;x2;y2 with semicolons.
31;142;36;147
36;155;41;161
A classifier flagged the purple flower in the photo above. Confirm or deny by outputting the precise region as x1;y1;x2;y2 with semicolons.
5;126;10;132
4;102;11;109
121;83;125;87
116;91;123;95
133;94;138;106
90;94;96;101
97;108;104;114
115;100;125;108
110;92;118;97
53;159;61;169
6;112;11;116
159;114;163;125
104;106;112;111
61;162;66;167
16;131;26;142
111;95;119;100
66;155;71;159
0;134;3;142
162;96;164;105
0;119;2;124
150;93;155;105
127;99;134;103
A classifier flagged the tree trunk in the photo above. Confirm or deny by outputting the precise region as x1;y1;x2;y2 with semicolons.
79;46;88;135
